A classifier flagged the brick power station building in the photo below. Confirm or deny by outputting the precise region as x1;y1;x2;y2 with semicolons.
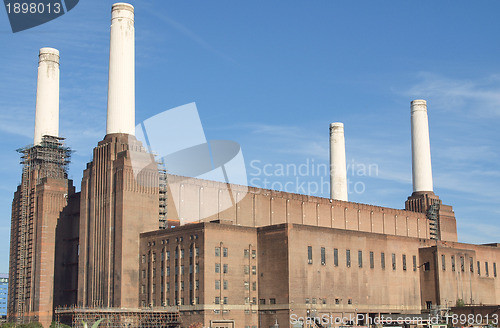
7;3;500;328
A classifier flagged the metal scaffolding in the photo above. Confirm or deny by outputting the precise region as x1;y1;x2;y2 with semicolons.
55;307;181;328
158;160;167;229
11;135;71;323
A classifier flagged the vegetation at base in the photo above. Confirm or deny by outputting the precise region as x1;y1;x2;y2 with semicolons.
1;323;43;328
455;298;465;307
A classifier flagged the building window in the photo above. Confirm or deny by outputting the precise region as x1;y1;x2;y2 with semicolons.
252;250;256;258
215;263;220;273
223;280;228;290
223;264;228;274
223;247;228;257
180;249;184;259
215;247;220;257
152;253;156;262
442;255;446;271
477;261;481;275
312;298;317;304
485;262;489;277
142;255;146;263
252;266;257;275
321;247;326;265
166;267;170;276
215;297;220;304
348;299;352;305
346;249;351;268
244;249;249;258
141;270;146;279
215;280;220;290
451;255;455;272
244;265;249;274
470;257;474;272
402;254;407;271
166;251;170;261
334;248;339;267
335;298;340;304
195;280;199;290
305;298;309;304
392;253;396;270
195;247;199;256
259;299;266;305
460;256;465;272
381;252;385;270
252;281;256;291
370;251;374;269
252;297;256;304
270;298;276;304
245;297;250;304
141;285;145;294
167;282;170;292
358;251;363;268
494;263;497;278
244;281;249;290
223;297;228;304
308;246;313;264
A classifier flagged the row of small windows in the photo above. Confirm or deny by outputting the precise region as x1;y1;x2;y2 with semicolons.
215;247;228;257
304;298;351;305
0;278;7;283
141;297;199;307
441;255;497;277
147;235;199;247
141;247;200;263
141;280;200;294
141;264;199;278
308;246;417;271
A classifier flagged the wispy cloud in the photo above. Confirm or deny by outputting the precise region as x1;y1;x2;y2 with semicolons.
404;72;500;117
142;7;236;64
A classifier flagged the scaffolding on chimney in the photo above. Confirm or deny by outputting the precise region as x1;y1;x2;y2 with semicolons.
158;159;167;229
427;202;440;240
12;135;71;323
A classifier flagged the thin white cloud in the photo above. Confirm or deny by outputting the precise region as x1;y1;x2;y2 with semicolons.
405;72;500;117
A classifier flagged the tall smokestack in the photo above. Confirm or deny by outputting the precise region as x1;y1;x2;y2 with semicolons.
411;99;433;193
106;3;135;136
330;122;348;201
34;48;59;145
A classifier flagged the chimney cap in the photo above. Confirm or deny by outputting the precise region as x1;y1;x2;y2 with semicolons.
330;122;344;129
411;99;427;106
112;2;134;12
39;47;59;56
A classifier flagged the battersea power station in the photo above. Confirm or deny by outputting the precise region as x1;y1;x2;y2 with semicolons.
7;3;500;328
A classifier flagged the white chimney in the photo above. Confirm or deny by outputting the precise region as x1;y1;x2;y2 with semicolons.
411;99;433;193
106;3;135;135
330;122;348;201
34;48;59;145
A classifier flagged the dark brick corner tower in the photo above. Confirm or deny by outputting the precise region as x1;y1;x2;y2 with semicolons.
78;133;160;308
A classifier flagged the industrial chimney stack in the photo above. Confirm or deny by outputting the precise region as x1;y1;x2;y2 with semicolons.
410;99;433;193
34;47;59;145
330;122;348;201
106;2;135;136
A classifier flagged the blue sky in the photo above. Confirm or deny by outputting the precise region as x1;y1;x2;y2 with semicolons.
0;1;499;273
